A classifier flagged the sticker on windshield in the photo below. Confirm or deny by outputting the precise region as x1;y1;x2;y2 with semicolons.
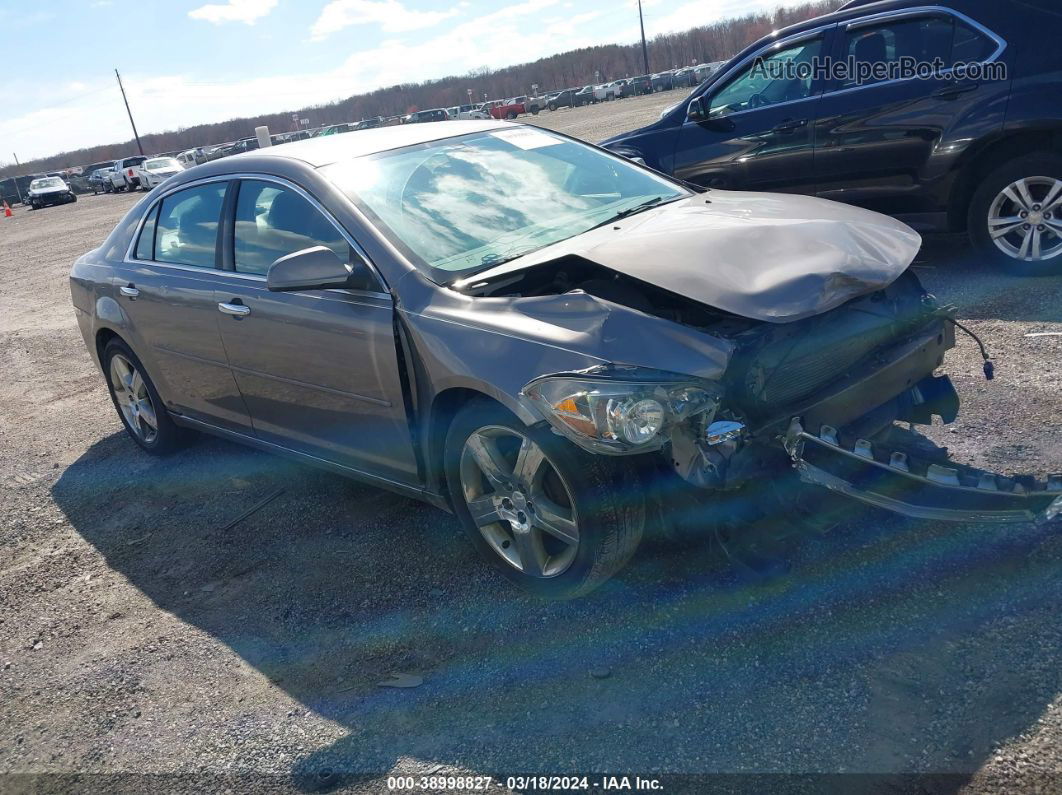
490;127;561;150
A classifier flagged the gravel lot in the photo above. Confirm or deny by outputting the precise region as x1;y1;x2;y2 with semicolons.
2;91;1061;793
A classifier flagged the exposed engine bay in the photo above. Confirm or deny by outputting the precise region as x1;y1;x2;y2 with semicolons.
461;254;1060;527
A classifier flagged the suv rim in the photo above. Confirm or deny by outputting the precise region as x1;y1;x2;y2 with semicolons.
459;425;579;578
109;354;159;444
987;176;1062;262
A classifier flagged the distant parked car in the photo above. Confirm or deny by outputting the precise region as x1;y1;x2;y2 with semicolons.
136;157;185;190
488;99;527;120
178;148;209;166
318;123;356;137
627;75;653;95
671;68;697;88
547;88;585;110
355;117;383;130
404;108;450;124
87;168;113;195
27;176;76;209
448;104;490;120
108;156;147;191
650;72;674;92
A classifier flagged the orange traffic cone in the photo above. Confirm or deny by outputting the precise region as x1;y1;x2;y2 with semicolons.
2;201;11;218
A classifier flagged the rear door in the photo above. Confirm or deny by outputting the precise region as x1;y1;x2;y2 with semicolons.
812;8;1008;218
673;27;832;191
213;177;419;484
112;179;253;432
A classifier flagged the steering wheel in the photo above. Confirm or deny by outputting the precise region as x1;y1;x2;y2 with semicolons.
747;92;767;109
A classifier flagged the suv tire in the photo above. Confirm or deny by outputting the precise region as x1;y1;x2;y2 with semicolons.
968;151;1062;275
444;399;644;599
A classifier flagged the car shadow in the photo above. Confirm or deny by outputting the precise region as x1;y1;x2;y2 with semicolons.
52;431;1062;789
915;235;1062;324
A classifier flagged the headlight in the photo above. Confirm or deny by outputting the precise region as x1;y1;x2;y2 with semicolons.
522;373;718;455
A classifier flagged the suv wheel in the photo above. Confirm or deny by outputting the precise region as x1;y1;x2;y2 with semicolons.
444;400;643;599
102;339;185;455
969;152;1062;275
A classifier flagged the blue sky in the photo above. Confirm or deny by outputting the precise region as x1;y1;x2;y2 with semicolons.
1;0;809;163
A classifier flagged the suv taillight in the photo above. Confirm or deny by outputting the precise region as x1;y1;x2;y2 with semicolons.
128;168;134;176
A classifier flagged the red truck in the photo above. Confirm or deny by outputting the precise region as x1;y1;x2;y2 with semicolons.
489;99;525;120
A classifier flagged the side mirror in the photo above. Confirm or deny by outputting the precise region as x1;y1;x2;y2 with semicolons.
266;246;358;292
687;96;735;131
687;96;709;122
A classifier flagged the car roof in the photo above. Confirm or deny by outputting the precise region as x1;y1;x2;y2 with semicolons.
234;119;511;168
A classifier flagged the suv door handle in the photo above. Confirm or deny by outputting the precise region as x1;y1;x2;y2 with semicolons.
119;284;140;299
218;300;250;317
932;83;979;100
772;118;808;133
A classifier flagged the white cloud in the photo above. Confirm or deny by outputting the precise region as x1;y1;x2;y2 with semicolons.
310;0;462;39
188;0;278;25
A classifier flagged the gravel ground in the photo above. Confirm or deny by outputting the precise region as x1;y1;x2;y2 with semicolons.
1;92;1061;794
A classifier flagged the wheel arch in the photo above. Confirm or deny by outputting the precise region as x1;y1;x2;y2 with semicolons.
948;128;1062;232
423;386;536;501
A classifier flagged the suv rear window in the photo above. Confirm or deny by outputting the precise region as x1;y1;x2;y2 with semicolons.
122;157;147;168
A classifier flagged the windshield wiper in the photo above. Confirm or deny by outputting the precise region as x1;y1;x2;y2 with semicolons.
589;195;670;231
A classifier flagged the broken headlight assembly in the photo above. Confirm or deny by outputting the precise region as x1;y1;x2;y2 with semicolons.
522;372;719;455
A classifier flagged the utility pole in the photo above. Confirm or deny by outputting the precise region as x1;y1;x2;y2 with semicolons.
11;153;23;204
115;69;144;155
638;0;650;76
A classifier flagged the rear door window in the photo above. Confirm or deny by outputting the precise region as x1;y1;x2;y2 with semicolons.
155;182;227;268
842;16;954;87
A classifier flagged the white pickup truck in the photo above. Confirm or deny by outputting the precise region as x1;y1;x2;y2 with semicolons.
108;156;147;192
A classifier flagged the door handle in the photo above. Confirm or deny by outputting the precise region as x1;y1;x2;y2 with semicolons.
119;284;140;299
218;301;250;317
772;118;808;133
932;83;979;100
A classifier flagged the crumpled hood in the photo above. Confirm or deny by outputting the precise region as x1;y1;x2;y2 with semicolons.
462;191;923;324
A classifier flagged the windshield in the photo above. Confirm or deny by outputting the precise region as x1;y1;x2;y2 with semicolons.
145;158;180;170
31;177;64;189
322;128;687;282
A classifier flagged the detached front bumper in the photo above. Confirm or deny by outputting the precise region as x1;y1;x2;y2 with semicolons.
784;419;1062;525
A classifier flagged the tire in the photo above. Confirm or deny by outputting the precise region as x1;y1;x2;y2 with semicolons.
444;399;644;599
529;104;540;115
548;102;558;112
968;151;1062;276
506;111;518;120
102;338;185;455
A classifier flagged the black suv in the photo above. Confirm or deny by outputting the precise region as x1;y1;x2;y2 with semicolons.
604;0;1062;274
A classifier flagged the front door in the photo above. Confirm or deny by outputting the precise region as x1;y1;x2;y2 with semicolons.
113;179;252;433
214;178;419;484
673;31;830;192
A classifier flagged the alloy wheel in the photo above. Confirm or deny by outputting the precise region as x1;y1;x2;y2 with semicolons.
109;354;159;445
459;426;579;578
987;176;1062;263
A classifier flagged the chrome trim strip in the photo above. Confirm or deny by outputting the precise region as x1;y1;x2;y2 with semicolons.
122;172;390;297
843;5;1008;65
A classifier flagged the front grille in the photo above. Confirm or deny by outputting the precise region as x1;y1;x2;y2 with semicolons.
732;271;933;415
